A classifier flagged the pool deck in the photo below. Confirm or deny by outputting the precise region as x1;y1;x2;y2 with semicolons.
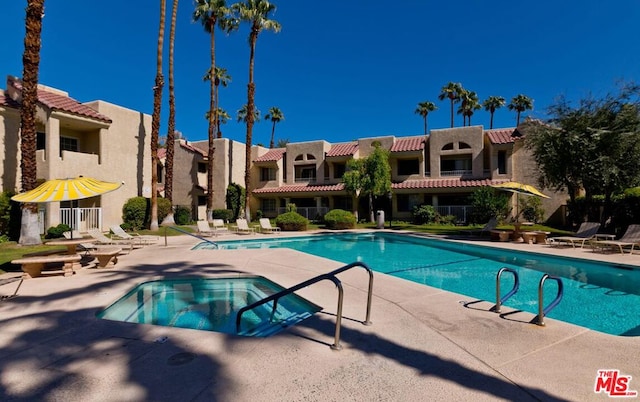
1;230;638;401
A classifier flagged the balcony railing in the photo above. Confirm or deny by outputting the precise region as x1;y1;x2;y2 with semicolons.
440;169;472;177
60;207;103;232
294;177;318;184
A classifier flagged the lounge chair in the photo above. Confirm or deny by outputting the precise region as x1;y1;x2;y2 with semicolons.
88;228;134;252
212;219;229;236
196;220;215;237
63;231;96;254
593;224;640;254
110;224;158;245
258;218;281;234
464;217;498;237
548;222;601;248
233;218;256;234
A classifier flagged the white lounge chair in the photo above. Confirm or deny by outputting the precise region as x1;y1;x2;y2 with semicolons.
110;224;158;245
212;219;229;236
594;224;640;254
196;220;215;237
548;222;601;248
234;219;256;234
258;218;280;234
88;228;134;252
464;217;498;237
63;230;96;254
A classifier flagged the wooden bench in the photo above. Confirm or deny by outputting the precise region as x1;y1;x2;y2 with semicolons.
12;254;82;278
90;247;122;268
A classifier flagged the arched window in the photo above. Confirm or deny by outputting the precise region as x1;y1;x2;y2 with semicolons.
442;143;454;150
459;142;471;149
306;154;316;160
294;154;304;161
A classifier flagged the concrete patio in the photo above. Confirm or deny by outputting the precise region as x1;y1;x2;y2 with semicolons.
0;231;638;401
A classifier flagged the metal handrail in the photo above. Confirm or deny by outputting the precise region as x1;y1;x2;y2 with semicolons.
235;261;374;351
493;267;520;313
535;274;564;326
163;225;218;248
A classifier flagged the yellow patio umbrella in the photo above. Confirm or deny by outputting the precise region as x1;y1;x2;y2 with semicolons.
12;176;122;237
491;181;549;220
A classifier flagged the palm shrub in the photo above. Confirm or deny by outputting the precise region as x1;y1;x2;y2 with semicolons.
275;211;308;231
324;209;356;230
412;204;437;224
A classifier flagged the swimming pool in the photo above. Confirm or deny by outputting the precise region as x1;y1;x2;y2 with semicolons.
97;276;321;336
196;232;640;336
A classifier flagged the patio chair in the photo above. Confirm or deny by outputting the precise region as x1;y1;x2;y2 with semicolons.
463;217;498;237
196;220;215;237
110;224;158;245
212;219;229;236
548;222;601;248
88;228;134;252
233;219;256;235
258;218;281;234
63;231;96;254
593;224;640;254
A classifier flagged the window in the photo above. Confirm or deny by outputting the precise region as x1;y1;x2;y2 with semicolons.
260;167;276;181
397;159;419;176
59;136;78;156
442;143;454;150
295;165;316;182
334;196;353;211
334;163;346;179
397;194;422;212
459;142;471;149
306;154;316;160
260;198;276;212
441;156;472;172
294;154;304;161
198;196;206;206
37;132;45;150
197;162;207;173
498;151;507;174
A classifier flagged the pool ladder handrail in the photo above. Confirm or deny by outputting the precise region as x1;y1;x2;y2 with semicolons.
235;261;374;351
163;225;218;248
493;268;564;326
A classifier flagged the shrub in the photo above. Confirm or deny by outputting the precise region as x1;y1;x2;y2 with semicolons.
122;197;149;230
468;187;509;224
324;209;356;230
174;205;192;225
46;223;70;239
157;197;172;224
286;203;297;212
519;195;545;223
275;211;308;231
255;210;263;220
436;214;458;225
212;209;234;222
411;205;437;224
226;183;245;219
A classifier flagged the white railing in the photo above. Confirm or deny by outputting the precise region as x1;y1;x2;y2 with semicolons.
277;207;328;220
294;177;317;184
440;169;473;177
60;207;103;232
435;205;472;223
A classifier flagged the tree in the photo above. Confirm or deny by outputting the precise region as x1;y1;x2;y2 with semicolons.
233;0;281;220
508;94;533;126
482;96;505;129
149;0;167;231
237;104;260;123
162;0;179;226
457;90;480;126
343;143;391;222
522;84;640;225
276;138;289;147
265;106;284;148
414;101;437;135
215;107;230;138
18;0;45;245
438;82;463;128
194;0;236;220
204;66;232;138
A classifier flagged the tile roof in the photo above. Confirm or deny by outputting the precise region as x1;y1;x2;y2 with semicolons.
326;142;358;157
180;141;207;157
392;178;505;190
0;93;19;109
390;136;425;152
255;148;286;162
253;183;345;194
486;128;517;144
157;148;166;159
10;78;112;123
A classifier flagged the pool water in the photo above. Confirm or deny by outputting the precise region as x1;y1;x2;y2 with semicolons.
198;232;640;336
97;276;321;336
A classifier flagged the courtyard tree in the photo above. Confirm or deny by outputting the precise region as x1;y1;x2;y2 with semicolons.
438;82;463;128
482;96;505;129
414;101;437;135
233;0;281;221
508;94;533;126
265;106;284;148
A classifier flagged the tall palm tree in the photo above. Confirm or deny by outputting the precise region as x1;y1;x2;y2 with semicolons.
193;0;236;220
482;95;505;129
457;90;480;126
216;107;230;137
149;0;167;231
18;0;45;245
414;101;437;135
265;106;284;148
162;0;179;226
438;82;463;128
233;0;281;220
204;66;232;138
237;104;261;123
508;94;534;126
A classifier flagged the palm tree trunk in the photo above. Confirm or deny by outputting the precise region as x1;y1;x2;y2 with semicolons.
269;121;276;148
449;97;454;128
18;0;45;245
162;0;178;226
244;27;258;221
489;111;494;129
206;23;217;221
516;111;521;126
150;0;166;231
423;116;427;136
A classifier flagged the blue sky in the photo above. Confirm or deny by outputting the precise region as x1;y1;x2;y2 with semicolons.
2;1;639;145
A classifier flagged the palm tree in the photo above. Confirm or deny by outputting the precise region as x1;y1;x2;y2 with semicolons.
438;82;463;128
18;0;45;245
216;107;230;137
457;90;480;126
193;0;236;220
203;66;232;138
162;0;179;226
276;138;289;147
237;104;261;123
265;106;284;148
508;94;534;126
149;0;167;231
414;101;437;135
482;96;505;129
233;0;281;220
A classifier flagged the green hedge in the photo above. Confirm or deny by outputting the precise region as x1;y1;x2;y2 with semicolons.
324;209;356;230
275;212;308;231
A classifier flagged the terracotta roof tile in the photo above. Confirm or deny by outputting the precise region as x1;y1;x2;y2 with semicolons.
253;183;345;194
391;136;425;152
157;148;166;159
10;78;112;123
255;148;286;162
486;128;516;144
326;142;358;157
180;141;207;157
392;178;505;190
0;93;19;109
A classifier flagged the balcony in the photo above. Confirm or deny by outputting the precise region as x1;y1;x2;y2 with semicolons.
440;169;472;177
